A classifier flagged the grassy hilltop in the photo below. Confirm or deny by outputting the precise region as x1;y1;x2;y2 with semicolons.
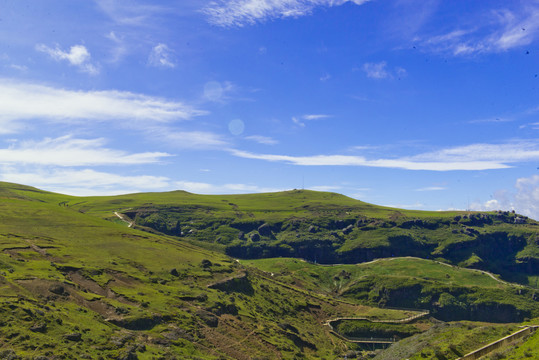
0;181;538;359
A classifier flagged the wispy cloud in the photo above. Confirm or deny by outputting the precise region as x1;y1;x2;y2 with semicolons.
302;114;332;120
148;43;176;68
202;81;238;103
244;135;279;145
158;130;228;149
412;141;539;163
309;185;343;192
363;61;407;79
230;140;539;171
292;113;332;127
0;166;172;196
175;180;284;194
363;61;390;79
106;31;128;63
421;4;539;55
415;186;446;191
36;44;99;75
469;117;513;124
383;202;425;210
95;0;168;26
320;73;331;82
0;136;171;167
8;64;28;72
202;0;371;27
0;80;205;131
292;116;305;127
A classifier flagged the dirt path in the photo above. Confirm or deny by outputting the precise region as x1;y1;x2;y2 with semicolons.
302;256;515;287
324;310;430;329
114;212;134;228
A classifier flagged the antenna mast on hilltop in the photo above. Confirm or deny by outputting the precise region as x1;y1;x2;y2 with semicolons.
302;176;304;190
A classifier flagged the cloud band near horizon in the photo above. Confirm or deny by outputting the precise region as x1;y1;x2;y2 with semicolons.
230;140;539;171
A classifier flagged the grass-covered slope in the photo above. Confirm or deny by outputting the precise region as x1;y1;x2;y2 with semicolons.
242;257;539;323
1;182;408;359
1;182;539;359
8;181;534;286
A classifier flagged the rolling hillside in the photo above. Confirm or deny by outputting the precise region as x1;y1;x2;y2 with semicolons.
1;181;538;359
10;181;534;286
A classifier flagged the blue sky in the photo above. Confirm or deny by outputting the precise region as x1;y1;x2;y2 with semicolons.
1;0;538;219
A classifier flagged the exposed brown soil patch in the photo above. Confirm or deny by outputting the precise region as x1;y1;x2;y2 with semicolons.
197;314;282;359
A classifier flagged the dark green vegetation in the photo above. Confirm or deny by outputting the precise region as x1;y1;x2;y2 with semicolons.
0;181;538;359
333;319;421;340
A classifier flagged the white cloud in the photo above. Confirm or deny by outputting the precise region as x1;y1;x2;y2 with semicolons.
230;140;539;171
175;180;283;194
415;186;446;191
413;141;539;163
422;5;539;55
320;73;331;82
8;64;28;72
363;61;390;79
36;44;99;75
302;114;331;120
230;149;509;170
470;175;539;220
0;136;170;167
0;167;172;196
106;31;128;63
469;117;513;124
148;43;176;68
514;175;539;220
202;0;370;27
363;62;406;79
309;185;342;192
292;116;305;127
95;0;168;26
292;114;332;127
244;135;278;145
493;8;539;51
160;130;229;149
0;80;205;130
202;81;240;103
383;202;425;210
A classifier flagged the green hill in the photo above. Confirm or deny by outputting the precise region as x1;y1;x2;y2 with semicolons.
9;182;534;285
1;181;538;359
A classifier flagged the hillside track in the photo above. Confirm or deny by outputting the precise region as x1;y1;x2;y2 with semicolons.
305;256;518;287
